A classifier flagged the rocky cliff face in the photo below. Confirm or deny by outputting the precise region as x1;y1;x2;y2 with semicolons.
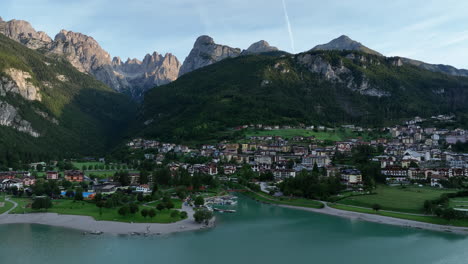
112;52;181;98
0;19;180;99
0;19;52;49
312;35;382;56
296;52;390;97
179;35;241;76
0;100;40;137
0;68;42;101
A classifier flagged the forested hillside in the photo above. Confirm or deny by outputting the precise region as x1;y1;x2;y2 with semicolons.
138;50;468;142
0;34;136;168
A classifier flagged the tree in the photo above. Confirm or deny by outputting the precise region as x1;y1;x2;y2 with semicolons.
96;201;105;216
166;200;175;209
74;187;84;201
180;211;188;219
62;180;72;189
170;210;179;218
372;204;381;212
94;193;103;203
118;206;130;216
65;189;74;198
139;170;149;184
194;196;205;207
409;161;419;168
193;209;213;224
31;197;53;211
148;209;156;218
137;193;144;202
141;208;149;218
37;164;44;172
129;203;139;215
156;203;165;211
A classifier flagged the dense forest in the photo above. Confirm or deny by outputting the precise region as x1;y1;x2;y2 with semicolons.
138;50;468;143
0;34;136;166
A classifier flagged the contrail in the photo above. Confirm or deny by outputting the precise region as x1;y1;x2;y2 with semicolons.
282;0;295;53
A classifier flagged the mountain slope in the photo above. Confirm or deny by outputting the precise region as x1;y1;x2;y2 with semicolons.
178;35;241;76
138;50;468;142
0;18;180;99
312;35;382;56
0;33;136;164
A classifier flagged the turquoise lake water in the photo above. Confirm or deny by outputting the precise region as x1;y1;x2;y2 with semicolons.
1;195;467;264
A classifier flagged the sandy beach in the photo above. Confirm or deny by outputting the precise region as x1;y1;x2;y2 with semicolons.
0;202;215;235
278;203;468;235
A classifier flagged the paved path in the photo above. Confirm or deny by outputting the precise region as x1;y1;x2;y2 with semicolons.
0;197;17;216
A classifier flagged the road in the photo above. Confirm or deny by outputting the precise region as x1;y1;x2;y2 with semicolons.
0;197;18;216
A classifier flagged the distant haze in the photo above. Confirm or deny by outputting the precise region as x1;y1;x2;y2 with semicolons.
1;0;468;68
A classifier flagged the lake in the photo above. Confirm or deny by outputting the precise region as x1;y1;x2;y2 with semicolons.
1;195;467;264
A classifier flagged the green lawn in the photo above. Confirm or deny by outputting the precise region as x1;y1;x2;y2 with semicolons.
244;129;343;141
0;196;14;214
146;199;183;209
337;185;455;214
72;161;104;169
243;128;389;142
9;198;186;223
243;191;324;209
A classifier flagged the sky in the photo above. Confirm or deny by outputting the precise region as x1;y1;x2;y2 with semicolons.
1;0;468;69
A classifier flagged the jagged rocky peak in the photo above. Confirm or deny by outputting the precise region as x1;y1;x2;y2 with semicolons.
243;40;279;54
0;18;182;99
49;29;112;72
112;56;122;66
0;18;52;49
179;35;242;76
312;35;382;56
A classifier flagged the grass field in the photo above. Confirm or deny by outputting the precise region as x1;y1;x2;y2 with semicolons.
146;199;183;209
337;185;455;214
243;191;324;209
0;196;14;214
243;128;388;141
9;198;185;223
72;162;104;169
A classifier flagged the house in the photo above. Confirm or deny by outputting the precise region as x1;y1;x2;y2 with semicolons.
64;170;84;182
336;142;354;153
46;171;59;180
340;169;362;185
144;154;155;160
254;155;273;165
272;169;296;181
223;165;237;175
1;178;23;190
431;175;448;188
93;183;120;193
302;155;331;168
129;172;140;184
381;166;408;177
22;177;36;187
135;184;151;193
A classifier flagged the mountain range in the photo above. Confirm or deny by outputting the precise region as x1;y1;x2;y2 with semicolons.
1;16;468;156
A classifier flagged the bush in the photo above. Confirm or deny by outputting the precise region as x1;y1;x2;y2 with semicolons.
170;210;179;218
180;211;188;219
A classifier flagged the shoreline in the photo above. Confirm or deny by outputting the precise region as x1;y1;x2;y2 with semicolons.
278;203;468;235
243;191;468;235
0;203;216;235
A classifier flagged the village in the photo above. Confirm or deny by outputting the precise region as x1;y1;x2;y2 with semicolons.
1;114;468;227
